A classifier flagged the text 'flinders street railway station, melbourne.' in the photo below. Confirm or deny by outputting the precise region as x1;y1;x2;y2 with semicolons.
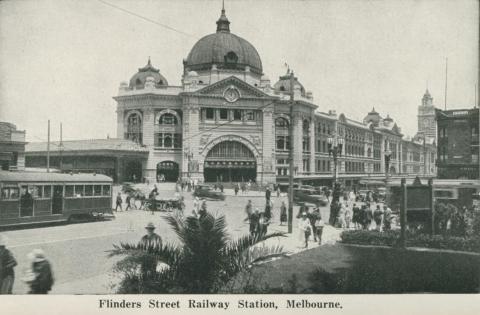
24;8;436;185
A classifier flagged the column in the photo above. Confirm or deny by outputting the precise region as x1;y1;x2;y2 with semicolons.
292;112;303;175
116;106;124;139
142;108;156;182
261;106;276;184
309;117;315;174
380;134;386;174
183;100;201;182
142;107;154;147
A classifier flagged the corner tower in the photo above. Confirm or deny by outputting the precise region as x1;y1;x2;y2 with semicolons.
416;89;437;142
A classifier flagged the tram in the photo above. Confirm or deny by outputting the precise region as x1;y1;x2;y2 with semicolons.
387;178;480;209
0;171;113;228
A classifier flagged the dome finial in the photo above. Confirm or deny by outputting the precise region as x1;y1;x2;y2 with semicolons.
216;0;230;32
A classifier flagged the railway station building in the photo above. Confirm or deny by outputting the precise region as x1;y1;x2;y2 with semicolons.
25;6;436;186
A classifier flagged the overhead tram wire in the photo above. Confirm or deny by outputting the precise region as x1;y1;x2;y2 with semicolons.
96;0;194;38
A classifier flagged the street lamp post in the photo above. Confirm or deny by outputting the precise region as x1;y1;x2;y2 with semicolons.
327;134;344;187
327;134;344;225
384;147;392;182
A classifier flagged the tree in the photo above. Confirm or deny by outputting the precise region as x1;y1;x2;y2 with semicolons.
108;211;287;293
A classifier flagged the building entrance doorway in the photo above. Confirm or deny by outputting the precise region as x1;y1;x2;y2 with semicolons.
157;161;179;182
204;141;256;182
125;160;142;182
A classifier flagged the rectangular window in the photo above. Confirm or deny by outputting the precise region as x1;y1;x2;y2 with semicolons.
233;109;242;120
1;187;20;200
245;110;255;121
219;109;228;120
65;185;74;197
75;185;84;197
85;185;93;196
174;134;182;148
103;185;111;196
44;186;51;198
206;108;215;120
94;185;102;196
156;133;164;147
33;186;43;198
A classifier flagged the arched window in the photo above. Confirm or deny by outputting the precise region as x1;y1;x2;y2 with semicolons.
135;78;142;89
159;113;178;125
275;117;289;128
125;113;143;144
224;51;238;64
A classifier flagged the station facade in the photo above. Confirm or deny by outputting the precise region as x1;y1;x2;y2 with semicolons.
113;7;436;185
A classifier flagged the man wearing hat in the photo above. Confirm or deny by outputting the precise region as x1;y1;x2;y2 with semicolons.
249;208;260;236
0;234;17;294
139;222;163;248
24;249;54;294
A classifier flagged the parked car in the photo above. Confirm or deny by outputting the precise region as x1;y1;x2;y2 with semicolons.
376;187;387;201
293;188;329;206
357;190;370;202
193;184;226;201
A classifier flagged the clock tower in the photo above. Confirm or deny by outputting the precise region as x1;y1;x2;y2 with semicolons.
416;89;437;142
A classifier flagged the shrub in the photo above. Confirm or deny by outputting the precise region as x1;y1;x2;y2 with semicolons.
340;229;480;253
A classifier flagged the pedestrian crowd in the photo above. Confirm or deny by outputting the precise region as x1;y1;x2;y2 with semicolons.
1;235;54;294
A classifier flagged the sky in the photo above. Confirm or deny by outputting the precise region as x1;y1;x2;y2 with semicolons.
0;0;478;142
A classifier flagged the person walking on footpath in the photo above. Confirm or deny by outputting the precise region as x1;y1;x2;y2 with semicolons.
258;212;269;237
298;212;312;248
265;187;271;201
234;183;239;196
383;205;392;231
307;207;319;242
344;205;352;229
23;249;54;294
279;201;287;226
249;208;260;236
337;203;346;228
264;199;273;220
0;235;17;294
276;185;281;198
115;192;123;211
125;194;132;211
352;203;361;229
373;205;384;231
245;200;253;222
315;212;325;245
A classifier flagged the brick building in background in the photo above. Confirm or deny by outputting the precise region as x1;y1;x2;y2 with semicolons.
436;107;479;179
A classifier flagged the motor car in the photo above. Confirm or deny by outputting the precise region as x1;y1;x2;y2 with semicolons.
376;187;387;201
357;190;370;202
193;184;226;201
293;188;329;206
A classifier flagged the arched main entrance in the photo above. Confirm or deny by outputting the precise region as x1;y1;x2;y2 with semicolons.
157;161;179;182
204;141;256;182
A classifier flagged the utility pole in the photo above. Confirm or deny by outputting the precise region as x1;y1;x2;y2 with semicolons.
423;134;427;177
47;120;50;173
444;57;448;110
59;123;63;172
288;69;295;234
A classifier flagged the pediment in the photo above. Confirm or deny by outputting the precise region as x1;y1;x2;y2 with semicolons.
194;76;270;99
